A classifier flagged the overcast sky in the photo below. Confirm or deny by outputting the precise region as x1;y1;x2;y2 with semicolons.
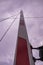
0;0;43;65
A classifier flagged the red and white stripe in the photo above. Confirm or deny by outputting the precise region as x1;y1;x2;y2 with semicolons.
15;10;34;65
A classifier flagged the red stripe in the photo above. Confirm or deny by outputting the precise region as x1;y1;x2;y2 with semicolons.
16;37;30;65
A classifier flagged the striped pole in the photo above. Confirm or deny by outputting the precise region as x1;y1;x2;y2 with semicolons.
15;10;35;65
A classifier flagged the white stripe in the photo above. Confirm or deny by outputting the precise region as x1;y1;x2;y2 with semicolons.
18;25;27;40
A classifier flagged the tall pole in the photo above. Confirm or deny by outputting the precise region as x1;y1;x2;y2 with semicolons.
14;10;35;65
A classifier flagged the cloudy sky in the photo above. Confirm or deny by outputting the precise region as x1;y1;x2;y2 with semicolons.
0;0;43;65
